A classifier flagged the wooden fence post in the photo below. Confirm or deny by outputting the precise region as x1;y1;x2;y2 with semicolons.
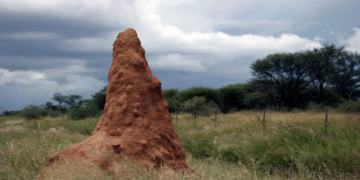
215;110;218;127
325;108;328;133
263;109;266;129
175;112;178;127
193;111;197;126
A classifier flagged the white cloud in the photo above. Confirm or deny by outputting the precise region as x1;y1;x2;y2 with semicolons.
60;26;322;73
212;19;295;34
54;0;323;74
0;65;105;88
314;36;324;42
148;54;207;72
41;60;98;79
0;66;106;107
0;69;48;85
341;28;360;53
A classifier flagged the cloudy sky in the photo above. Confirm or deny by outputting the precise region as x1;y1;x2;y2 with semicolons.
0;0;359;111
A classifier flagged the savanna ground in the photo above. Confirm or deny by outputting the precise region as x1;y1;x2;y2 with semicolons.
0;111;359;180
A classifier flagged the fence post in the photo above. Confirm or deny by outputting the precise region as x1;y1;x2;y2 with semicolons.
215;110;218;127
263;109;266;129
175;112;178;127
325;108;328;133
194;111;197;126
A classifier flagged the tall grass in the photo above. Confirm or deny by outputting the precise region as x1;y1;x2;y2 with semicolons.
174;111;360;179
0;111;359;179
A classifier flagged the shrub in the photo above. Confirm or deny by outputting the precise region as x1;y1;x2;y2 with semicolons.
180;135;217;159
67;107;102;120
2;111;11;116
2;110;21;116
46;110;64;118
181;96;219;116
20;105;47;120
54;106;68;113
338;101;360;112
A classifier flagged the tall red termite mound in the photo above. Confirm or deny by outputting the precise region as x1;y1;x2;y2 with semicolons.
43;28;189;175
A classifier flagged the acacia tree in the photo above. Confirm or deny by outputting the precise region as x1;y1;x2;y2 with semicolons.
328;51;360;101
88;86;107;110
41;102;56;110
251;52;310;111
305;43;346;103
64;95;83;108
52;93;67;107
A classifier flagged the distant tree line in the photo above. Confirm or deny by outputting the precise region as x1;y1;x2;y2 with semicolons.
163;43;360;113
86;42;360;115
1;87;107;120
2;42;360;119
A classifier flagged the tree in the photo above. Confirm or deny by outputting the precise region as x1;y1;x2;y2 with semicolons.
176;87;221;107
217;84;244;113
181;96;219;116
251;52;310;111
64;95;83;108
305;43;346;103
163;89;181;112
2;111;10;116
41;102;56;110
88;86;107;110
20;105;47;120
52;93;67;107
242;81;270;109
328;51;360;101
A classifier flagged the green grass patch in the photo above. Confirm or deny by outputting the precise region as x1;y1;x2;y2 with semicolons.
1;112;360;179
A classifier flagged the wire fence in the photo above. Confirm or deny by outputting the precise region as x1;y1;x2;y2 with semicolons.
172;108;331;133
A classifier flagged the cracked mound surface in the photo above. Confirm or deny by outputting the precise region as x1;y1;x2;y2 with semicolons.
41;28;189;178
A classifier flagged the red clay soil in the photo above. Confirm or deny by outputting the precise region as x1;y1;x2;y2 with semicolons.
43;28;189;175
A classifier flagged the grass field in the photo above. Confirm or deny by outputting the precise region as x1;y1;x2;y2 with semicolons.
0;111;359;180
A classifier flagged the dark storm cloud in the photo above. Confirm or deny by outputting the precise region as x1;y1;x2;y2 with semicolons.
0;12;114;38
0;0;359;112
0;11;122;73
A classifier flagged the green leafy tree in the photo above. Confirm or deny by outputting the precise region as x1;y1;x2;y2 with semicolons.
52;93;67;107
2;111;10;116
67;106;102;120
240;81;267;109
163;88;181;112
217;84;244;113
20;105;47;120
64;95;83;108
163;88;178;99
251;52;310;111
328;51;360;101
88;86;107;110
2;110;20;116
304;43;346;103
181;96;219;116
176;87;221;107
41;102;56;110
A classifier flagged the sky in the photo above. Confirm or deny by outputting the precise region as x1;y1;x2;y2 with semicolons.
0;0;359;111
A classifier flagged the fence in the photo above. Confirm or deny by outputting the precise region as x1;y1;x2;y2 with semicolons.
172;108;331;133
